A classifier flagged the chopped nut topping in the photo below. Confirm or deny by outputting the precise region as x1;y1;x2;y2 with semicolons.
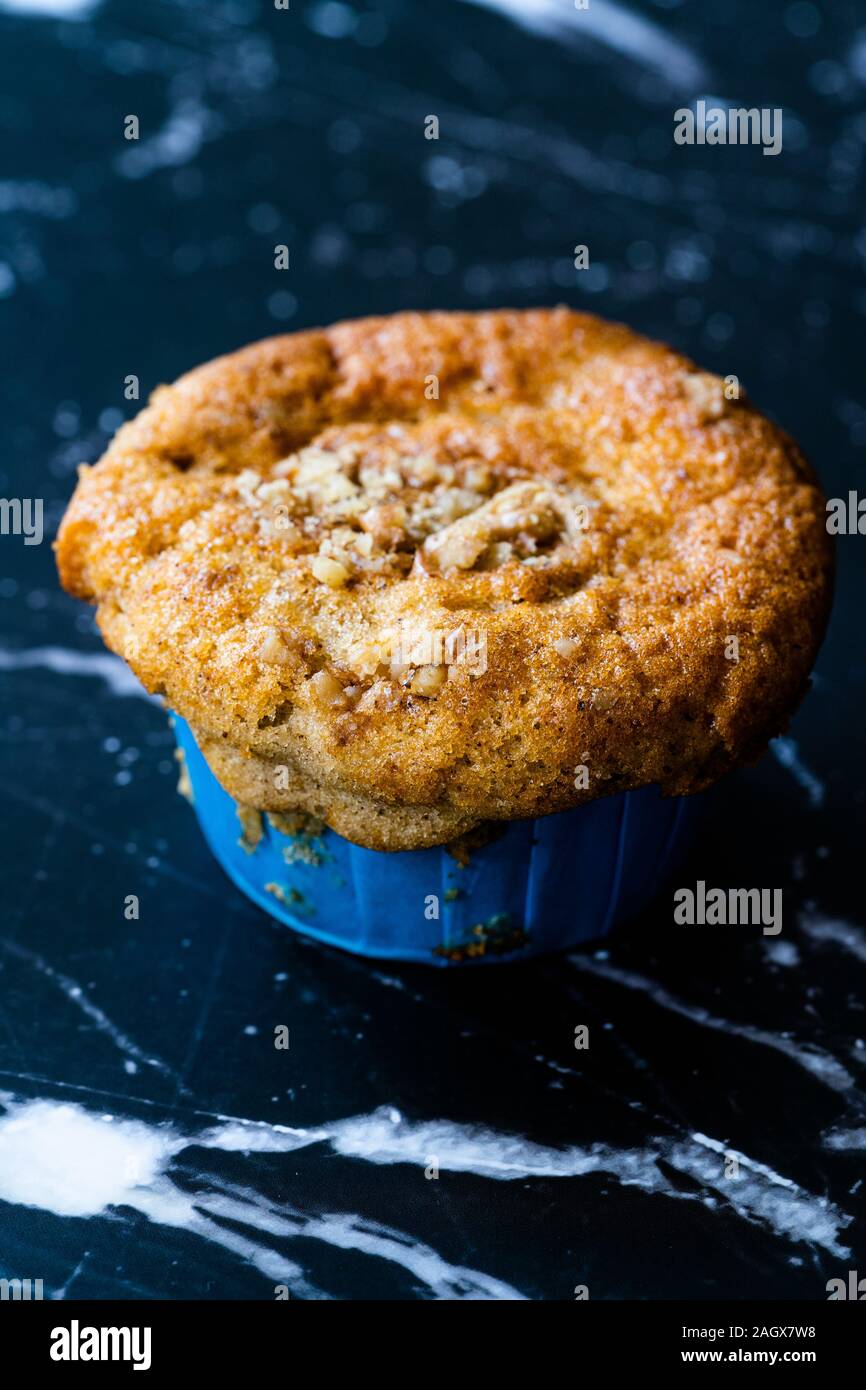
480;541;514;569
256;479;293;505
682;372;727;422
463;462;495;493
349;530;374;557
359;502;409;549
309;668;348;709
426;529;488;571
234;436;596;594
420;481;569;573
350;636;393;677
411;664;448;696
257;627;292;664
359;461;403;493
435;488;484;524
310;555;351;588
403;453;441;486
354;678;403;713
234;469;262;507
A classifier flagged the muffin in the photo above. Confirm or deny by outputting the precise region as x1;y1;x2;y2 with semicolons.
56;308;832;962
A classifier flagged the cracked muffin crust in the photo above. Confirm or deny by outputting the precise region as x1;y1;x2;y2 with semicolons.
56;308;832;851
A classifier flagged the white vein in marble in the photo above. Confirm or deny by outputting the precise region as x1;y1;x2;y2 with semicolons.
801;913;866;964
822;1127;866;1152
0;0;99;15
460;0;705;88
570;956;856;1093
0;940;177;1079
771;737;826;807
0;1094;852;1281
0;1096;524;1299
0;645;152;699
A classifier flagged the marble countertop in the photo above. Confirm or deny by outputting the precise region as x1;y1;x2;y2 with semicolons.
0;0;864;1300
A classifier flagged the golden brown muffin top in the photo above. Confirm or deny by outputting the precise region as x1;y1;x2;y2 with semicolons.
56;308;832;850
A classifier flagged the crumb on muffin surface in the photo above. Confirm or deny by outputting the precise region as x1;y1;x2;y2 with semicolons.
55;308;833;850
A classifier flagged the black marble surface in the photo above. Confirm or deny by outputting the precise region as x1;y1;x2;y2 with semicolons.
0;0;864;1301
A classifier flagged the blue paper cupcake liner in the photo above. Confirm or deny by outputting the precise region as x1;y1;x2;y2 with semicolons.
173;716;699;966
